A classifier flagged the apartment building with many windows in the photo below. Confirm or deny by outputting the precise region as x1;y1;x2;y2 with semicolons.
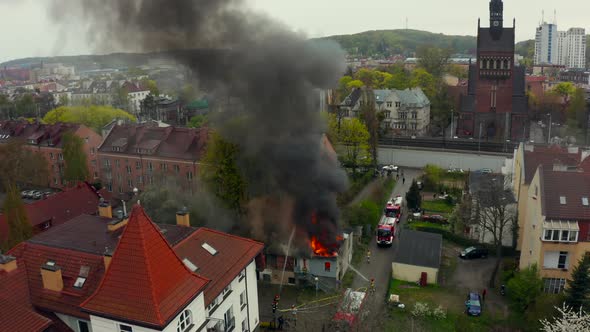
519;165;590;293
97;124;208;197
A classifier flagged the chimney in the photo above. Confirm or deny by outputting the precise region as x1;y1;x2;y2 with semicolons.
0;255;17;273
103;248;113;270
107;217;128;232
98;200;113;218
176;207;190;227
40;261;63;292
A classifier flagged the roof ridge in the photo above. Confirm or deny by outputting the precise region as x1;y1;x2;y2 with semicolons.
193;227;265;246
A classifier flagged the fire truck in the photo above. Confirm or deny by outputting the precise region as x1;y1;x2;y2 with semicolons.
384;195;403;219
376;216;397;246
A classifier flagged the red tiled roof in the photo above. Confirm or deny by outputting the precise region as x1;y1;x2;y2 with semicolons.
540;166;590;221
174;228;264;305
523;146;580;184
0;120;80;147
0;252;53;332
8;242;105;320
98;125;208;161
81;205;209;328
0;183;103;241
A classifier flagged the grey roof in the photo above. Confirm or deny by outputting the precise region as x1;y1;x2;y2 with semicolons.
340;88;362;107
477;28;515;53
394;230;442;269
396;88;430;108
373;89;393;104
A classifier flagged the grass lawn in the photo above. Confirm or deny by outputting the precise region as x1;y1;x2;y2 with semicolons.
422;199;454;213
408;221;449;231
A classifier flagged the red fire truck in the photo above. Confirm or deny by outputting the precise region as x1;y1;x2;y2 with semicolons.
384;195;403;219
376;216;397;246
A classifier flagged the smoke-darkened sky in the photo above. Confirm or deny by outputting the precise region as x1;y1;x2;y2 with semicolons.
0;0;588;63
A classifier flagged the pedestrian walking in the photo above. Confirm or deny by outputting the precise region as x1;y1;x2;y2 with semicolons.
370;278;376;293
402;177;406;184
278;316;284;330
396;174;399;180
482;288;487;301
366;249;371;264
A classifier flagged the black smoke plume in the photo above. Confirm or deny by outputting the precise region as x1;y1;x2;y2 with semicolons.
49;0;348;249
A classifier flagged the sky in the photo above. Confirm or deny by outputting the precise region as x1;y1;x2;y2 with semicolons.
0;0;589;63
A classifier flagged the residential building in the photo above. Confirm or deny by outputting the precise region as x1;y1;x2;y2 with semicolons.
0;203;263;331
122;81;150;115
519;166;590;293
458;0;528;141
0;182;108;243
558;69;590;87
97;124;208;197
338;88;431;136
534;23;559;65
467;172;517;247
562;28;586;69
512;143;586;250
0;121;103;188
392;230;442;285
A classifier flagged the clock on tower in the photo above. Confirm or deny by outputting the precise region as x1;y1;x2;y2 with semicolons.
489;0;504;30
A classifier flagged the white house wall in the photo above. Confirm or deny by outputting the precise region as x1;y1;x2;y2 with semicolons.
56;313;92;332
245;260;260;331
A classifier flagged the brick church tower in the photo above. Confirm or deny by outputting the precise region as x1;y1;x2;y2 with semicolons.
458;0;528;141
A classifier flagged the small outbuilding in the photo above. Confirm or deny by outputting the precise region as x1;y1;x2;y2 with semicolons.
391;230;442;285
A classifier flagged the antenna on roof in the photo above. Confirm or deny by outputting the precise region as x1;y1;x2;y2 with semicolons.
553;9;557;25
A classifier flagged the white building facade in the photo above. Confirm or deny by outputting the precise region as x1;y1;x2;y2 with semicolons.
534;23;559;65
534;23;586;69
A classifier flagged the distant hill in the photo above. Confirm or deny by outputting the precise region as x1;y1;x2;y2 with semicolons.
316;29;477;57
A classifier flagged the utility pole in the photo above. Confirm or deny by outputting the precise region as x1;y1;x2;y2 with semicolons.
547;113;552;144
478;122;482;153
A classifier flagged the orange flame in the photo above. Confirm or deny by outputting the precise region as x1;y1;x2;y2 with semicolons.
310;236;338;257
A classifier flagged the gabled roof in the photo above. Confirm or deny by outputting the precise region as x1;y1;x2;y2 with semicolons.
98;124;208;161
523;145;581;184
0;120;81;147
394;230;442;269
539;166;590;221
174;228;264;305
81;205;209;328
0;255;53;332
0;183;104;242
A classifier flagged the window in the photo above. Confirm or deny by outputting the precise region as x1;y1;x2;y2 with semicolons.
58;153;63;161
325;262;331;272
410;123;418;130
107;183;113;192
239;269;246;281
78;321;90;332
383;111;391;118
91;159;96;166
542;221;579;243
91;147;96;155
118;186;123;194
126;165;132;174
148;162;153;171
174;165;180;173
49;152;54;160
177;309;193;332
240;291;247;307
182;258;198;272
558;251;569;269
137;176;143;184
222;285;231;297
543;251;569;269
386;101;392;107
187;171;193;181
161;163;168;171
242;319;248;332
117;173;122;182
399;112;407;119
149;176;154;185
411;111;417;119
103;159;111;167
224;307;235;331
395;101;401;108
115;159;120;167
119;324;133;332
73;276;87;288
207;297;219;313
135;161;141;169
543;278;566;294
127;179;133;187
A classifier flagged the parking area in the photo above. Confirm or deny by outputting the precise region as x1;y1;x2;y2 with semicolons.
0;187;60;207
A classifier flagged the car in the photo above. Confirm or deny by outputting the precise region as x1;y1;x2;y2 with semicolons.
459;246;489;259
465;292;483;316
24;190;36;199
422;214;448;224
382;165;399;172
480;168;492;174
32;191;43;200
21;190;29;198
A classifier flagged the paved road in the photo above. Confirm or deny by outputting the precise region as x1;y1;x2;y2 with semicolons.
349;168;421;329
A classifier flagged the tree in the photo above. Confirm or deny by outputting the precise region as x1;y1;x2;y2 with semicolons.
188;114;208;128
141;79;159;96
416;46;452;78
346;80;364;90
336;117;371;174
0;140;50;190
140;93;158;121
360;89;378;169
566;88;588;135
355;68;378;88
552;82;576;101
2;183;32;250
383;65;411;90
62;132;89;184
565;253;590;311
507;264;543;312
43;105;136;132
201;133;247;214
406;180;422;210
430;87;454;136
447;64;468;79
344;200;380;227
541;303;590;332
410;68;438;100
472;177;515;288
14;93;37;118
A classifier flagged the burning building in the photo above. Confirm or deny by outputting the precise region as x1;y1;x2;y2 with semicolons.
258;229;354;290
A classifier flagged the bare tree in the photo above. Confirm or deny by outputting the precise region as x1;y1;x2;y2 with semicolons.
472;176;516;288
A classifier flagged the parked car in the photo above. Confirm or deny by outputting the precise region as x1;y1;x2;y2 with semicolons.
480;168;492;174
24;190;36;199
32;191;43;200
20;190;29;198
422;214;448;224
382;165;399;172
465;292;483;316
459;246;489;259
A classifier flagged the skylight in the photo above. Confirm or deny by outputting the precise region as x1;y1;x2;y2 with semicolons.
73;277;86;289
583;197;589;206
202;242;218;256
46;260;56;267
79;265;90;278
560;196;567;205
182;258;198;272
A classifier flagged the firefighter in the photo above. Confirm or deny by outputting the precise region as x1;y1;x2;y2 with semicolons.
370;278;376;293
366;249;371;264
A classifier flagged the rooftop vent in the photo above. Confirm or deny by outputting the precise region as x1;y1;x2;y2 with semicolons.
182;258;198;272
202;242;218;256
560;196;567;205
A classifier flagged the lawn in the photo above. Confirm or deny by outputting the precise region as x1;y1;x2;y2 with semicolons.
408;221;449;231
422;199;455;213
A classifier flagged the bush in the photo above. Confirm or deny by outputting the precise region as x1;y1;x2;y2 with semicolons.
410;302;447;320
343;200;381;227
507;264;544;313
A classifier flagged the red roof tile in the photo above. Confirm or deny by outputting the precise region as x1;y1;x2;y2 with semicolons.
0;251;53;332
174;228;264;305
8;242;105;320
81;205;209;328
0;183;103;241
540;166;590;221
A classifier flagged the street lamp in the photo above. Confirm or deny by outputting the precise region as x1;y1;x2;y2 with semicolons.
314;277;319;299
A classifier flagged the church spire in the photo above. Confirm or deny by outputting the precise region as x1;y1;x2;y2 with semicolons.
489;0;504;29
